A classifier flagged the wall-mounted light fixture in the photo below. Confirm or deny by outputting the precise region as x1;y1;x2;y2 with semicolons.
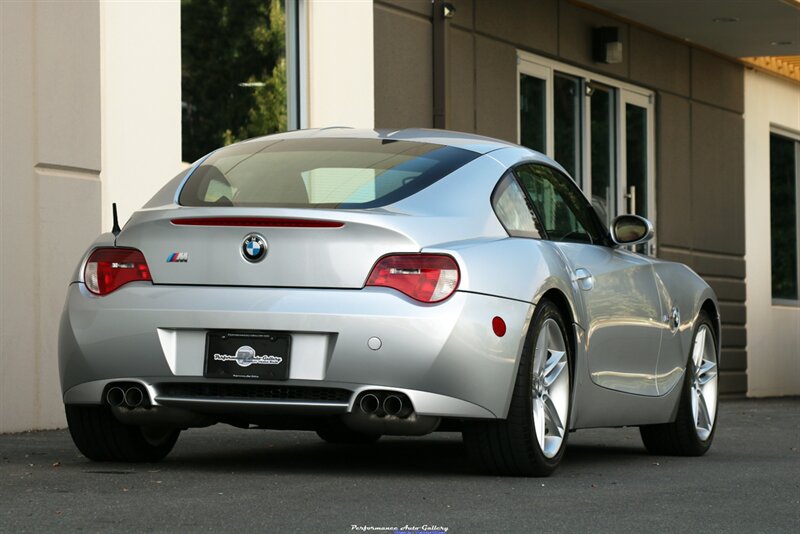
711;17;739;23
442;2;455;19
593;26;623;64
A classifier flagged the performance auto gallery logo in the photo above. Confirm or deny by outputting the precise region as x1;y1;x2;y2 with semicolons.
214;345;283;368
350;526;448;534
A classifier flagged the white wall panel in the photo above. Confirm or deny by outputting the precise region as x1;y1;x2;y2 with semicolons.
0;0;181;431
744;69;800;397
307;0;374;129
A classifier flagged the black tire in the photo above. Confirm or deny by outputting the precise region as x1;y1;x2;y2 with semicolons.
315;419;381;444
65;405;180;462
463;299;572;477
640;310;718;456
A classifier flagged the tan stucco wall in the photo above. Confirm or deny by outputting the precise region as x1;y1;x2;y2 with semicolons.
307;0;374;128
0;0;182;432
744;69;800;397
100;0;183;228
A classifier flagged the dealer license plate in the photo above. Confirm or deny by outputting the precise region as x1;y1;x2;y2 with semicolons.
204;331;291;380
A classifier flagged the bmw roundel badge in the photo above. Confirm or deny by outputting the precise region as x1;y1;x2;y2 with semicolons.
242;234;267;262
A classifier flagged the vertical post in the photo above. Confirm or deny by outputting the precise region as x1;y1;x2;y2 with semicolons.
432;0;451;129
286;0;308;131
306;0;373;128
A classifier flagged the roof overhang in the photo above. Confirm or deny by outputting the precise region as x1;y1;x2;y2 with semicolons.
577;0;800;58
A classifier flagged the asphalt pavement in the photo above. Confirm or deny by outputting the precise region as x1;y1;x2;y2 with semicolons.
1;398;798;533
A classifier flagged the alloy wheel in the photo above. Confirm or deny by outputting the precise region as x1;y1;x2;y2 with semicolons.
532;318;570;458
691;324;718;441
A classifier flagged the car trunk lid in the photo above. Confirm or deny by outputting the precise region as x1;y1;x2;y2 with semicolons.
116;209;419;288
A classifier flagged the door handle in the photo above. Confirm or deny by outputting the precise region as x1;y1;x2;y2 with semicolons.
624;185;637;215
573;268;594;291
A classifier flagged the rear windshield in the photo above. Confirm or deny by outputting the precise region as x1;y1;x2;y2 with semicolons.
178;138;479;208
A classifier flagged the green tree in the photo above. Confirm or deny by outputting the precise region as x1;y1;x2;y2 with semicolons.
182;0;287;162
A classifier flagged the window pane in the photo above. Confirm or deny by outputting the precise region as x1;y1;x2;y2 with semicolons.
770;134;799;300
625;103;648;217
181;0;288;162
516;164;603;244
180;138;479;208
554;74;582;183
590;86;617;227
520;74;546;153
491;173;542;238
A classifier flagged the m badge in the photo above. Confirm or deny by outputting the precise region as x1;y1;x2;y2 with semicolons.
167;252;189;263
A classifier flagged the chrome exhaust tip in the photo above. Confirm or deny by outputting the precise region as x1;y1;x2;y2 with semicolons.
106;386;125;407
383;394;411;418
359;393;380;414
123;386;144;408
383;395;403;416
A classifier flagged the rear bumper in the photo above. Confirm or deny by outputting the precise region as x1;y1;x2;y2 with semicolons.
59;283;533;419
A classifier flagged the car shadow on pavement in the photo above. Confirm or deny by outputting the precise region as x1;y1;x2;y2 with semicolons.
140;431;651;477
163;435;474;476
561;443;650;470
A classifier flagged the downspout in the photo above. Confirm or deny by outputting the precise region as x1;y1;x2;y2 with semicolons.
432;1;453;129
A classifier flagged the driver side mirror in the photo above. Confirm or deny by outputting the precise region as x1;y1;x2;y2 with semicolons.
610;214;654;246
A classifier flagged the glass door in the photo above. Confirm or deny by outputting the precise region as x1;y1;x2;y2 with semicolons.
518;61;552;155
620;91;654;219
553;73;582;185
517;52;655;253
588;83;617;228
620;91;655;253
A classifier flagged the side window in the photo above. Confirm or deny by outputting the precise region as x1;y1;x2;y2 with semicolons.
491;172;542;238
515;164;606;245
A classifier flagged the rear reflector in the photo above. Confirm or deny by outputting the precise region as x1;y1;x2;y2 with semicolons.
84;248;152;296
492;316;507;337
171;217;344;228
366;254;460;303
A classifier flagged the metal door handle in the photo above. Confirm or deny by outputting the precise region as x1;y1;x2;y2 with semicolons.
624;185;637;214
573;268;594;291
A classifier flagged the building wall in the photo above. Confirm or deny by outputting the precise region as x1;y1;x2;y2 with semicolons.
0;1;182;432
307;0;374;128
101;1;183;228
373;0;748;394
744;69;800;397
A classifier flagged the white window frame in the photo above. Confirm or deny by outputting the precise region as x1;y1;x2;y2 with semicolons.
770;125;800;307
286;0;308;130
620;90;656;225
517;51;656;250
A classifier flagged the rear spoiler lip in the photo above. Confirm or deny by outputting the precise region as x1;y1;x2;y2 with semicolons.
170;217;345;228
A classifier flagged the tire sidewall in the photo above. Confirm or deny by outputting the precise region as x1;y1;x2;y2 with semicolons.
518;299;573;470
681;311;719;451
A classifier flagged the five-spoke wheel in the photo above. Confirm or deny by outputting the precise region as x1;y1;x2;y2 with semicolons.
532;318;570;459
640;309;719;456
690;323;719;441
463;298;572;476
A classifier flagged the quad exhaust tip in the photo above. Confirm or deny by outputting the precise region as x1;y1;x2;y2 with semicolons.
106;384;148;408
382;394;411;418
106;386;125;407
345;391;438;436
359;393;380;414
357;391;413;419
124;387;144;408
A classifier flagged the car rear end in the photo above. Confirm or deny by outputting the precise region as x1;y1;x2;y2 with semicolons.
58;133;535;458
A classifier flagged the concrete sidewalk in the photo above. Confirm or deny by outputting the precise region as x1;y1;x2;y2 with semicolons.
1;398;798;533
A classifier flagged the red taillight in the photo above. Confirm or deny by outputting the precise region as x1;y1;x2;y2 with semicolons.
84;248;152;296
366;254;460;303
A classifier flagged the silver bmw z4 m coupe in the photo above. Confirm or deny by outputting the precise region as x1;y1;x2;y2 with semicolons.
59;128;720;476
